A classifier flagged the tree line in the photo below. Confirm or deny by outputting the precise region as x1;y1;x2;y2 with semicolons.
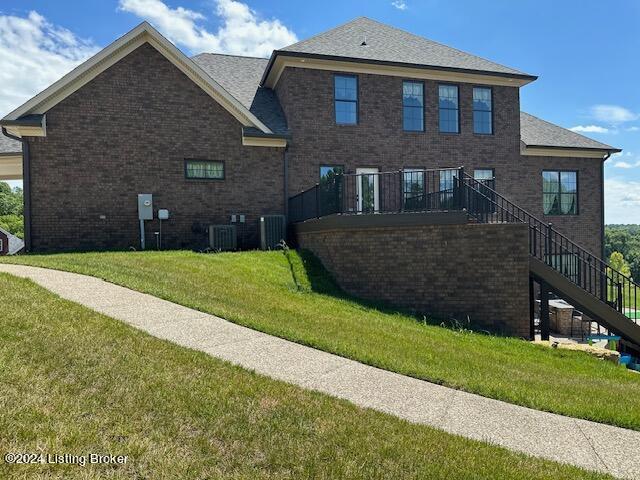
605;225;640;279
0;181;23;238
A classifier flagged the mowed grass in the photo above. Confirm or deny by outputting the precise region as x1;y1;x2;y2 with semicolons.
3;250;640;431
0;274;608;480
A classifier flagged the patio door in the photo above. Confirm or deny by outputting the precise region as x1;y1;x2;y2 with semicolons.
356;168;379;213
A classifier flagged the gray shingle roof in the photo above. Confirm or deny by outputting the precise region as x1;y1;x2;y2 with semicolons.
520;112;619;152
192;53;288;136
0;132;21;155
278;17;534;79
0;227;24;255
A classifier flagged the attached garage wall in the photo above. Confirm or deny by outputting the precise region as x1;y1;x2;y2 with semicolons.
296;215;531;337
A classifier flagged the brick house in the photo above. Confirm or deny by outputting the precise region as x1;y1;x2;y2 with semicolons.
3;17;640;347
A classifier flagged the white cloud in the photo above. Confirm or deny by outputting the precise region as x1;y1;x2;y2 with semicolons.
627;126;640;132
605;178;640;223
613;161;634;169
0;11;99;116
118;0;297;57
569;125;609;134
590;104;639;124
392;1;408;10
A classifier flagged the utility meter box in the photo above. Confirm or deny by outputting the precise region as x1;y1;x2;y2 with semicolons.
138;194;153;220
158;209;169;220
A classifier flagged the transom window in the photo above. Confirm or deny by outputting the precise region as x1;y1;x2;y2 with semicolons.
473;169;494;181
473;87;493;134
403;81;424;131
439;85;459;133
320;165;344;182
334;75;358;125
542;171;577;215
185;160;224;179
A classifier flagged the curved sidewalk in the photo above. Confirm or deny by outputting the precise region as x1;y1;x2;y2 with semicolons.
1;264;639;479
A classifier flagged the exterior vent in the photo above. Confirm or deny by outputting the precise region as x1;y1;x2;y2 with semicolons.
208;225;237;251
260;215;286;250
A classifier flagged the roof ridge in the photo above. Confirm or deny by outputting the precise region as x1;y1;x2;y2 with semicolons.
192;52;269;61
359;17;526;76
279;16;370;51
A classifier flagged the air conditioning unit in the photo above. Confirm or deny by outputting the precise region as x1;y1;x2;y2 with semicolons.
208;225;237;251
260;215;286;250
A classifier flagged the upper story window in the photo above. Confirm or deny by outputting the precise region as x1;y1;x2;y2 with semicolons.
542;170;577;215
403;81;424;131
334;75;358;125
439;85;459;133
185;160;224;180
473;87;493;134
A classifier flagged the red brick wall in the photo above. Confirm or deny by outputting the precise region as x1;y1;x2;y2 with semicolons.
26;43;285;252
296;220;531;337
276;67;603;256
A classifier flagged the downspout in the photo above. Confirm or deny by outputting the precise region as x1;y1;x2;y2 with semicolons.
2;127;31;252
283;144;289;223
601;152;611;261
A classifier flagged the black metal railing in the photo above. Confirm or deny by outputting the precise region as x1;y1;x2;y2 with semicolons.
289;166;640;325
461;173;640;324
288;167;487;223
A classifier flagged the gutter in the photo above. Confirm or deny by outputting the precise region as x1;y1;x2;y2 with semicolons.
2;127;31;252
260;50;538;87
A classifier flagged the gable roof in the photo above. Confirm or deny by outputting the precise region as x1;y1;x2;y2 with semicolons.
262;17;536;86
520;112;620;153
1;22;274;137
192;54;288;136
0;227;24;255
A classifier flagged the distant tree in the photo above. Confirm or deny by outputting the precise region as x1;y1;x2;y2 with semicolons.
0;214;23;239
0;182;23;216
610;251;631;277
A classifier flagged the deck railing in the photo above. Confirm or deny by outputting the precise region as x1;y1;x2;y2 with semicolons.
288;166;640;324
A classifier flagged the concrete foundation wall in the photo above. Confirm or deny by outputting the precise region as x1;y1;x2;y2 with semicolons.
296;215;531;337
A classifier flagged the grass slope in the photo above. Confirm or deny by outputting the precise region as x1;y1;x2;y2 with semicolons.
3;250;640;431
0;273;607;479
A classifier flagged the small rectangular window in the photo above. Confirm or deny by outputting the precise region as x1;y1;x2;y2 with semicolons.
543;170;577;215
473;169;494;181
334;75;358;125
320;165;344;182
185;160;224;179
439;85;459;133
403;81;424;131
473;87;493;134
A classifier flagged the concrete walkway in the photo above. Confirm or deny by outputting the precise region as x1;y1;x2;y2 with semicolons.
1;264;639;479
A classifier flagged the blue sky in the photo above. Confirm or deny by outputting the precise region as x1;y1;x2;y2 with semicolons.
1;0;639;223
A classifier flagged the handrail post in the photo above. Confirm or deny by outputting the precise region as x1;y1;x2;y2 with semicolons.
617;282;623;312
457;166;465;211
540;280;550;341
399;169;404;212
315;183;320;219
545;222;552;265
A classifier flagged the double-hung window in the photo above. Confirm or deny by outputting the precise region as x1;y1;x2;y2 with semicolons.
542;171;578;215
185;160;224;179
334;75;358;125
473;87;493;134
439;85;459;133
403;81;424;131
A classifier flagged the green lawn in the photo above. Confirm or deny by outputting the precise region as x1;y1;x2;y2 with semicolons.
0;273;607;479
3;250;640;432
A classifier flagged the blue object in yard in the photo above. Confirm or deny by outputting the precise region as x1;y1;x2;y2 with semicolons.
586;335;621;350
620;354;632;366
630;363;640;372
